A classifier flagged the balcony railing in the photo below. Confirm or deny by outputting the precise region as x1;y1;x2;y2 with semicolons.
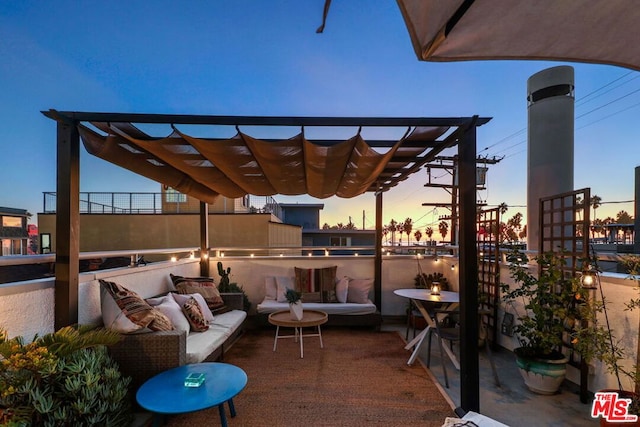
42;192;283;217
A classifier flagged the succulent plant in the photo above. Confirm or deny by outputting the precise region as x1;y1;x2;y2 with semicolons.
285;288;302;304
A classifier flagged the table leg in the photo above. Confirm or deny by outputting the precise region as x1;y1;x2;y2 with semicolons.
227;398;237;417
407;326;430;365
318;325;324;348
218;403;228;427
273;325;280;352
299;327;304;358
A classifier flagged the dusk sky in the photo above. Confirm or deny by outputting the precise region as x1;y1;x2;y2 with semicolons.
1;1;638;233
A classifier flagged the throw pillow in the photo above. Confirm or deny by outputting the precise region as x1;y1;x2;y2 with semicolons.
171;293;215;323
180;296;209;332
335;276;349;303
346;278;374;304
170;274;224;311
264;277;277;300
146;295;190;334
275;276;295;303
100;279;174;333
294;266;338;303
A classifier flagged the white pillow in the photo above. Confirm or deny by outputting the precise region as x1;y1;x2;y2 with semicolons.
264;277;277;300
347;278;374;304
275;276;295;303
336;276;349;303
148;295;190;334
171;293;215;323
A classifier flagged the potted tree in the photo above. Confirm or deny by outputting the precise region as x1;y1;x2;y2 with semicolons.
501;250;586;394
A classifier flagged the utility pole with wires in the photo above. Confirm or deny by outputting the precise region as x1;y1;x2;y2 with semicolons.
422;155;502;245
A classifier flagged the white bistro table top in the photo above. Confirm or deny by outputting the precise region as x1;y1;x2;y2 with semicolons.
393;288;459;304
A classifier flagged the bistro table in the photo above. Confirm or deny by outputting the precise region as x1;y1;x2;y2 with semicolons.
136;362;247;427
393;288;460;367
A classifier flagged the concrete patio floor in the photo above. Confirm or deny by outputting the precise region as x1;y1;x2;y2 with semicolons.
383;321;599;426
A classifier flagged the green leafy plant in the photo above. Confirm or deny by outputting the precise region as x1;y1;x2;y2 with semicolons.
0;325;132;426
284;288;302;305
216;261;251;311
501;250;585;359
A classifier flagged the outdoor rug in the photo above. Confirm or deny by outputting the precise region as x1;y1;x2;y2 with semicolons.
165;327;455;426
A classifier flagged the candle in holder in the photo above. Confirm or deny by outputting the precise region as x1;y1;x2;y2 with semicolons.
430;282;441;295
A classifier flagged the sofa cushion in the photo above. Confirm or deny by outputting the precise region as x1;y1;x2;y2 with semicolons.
171;293;215;323
170;274;224;311
186;310;247;364
100;279;174;333
346;278;374;304
336;276;349;303
181;296;209;332
294;266;337;303
275;276;294;303
264;276;277;300
146;295;190;334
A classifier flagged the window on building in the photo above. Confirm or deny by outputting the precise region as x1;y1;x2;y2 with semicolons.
165;188;186;203
41;233;51;254
2;216;22;227
330;236;351;247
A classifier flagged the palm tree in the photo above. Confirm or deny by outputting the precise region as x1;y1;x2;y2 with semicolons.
438;221;449;243
388;219;397;246
414;229;422;244
590;195;602;222
382;225;389;245
425;226;434;243
403;218;413;246
397;223;405;246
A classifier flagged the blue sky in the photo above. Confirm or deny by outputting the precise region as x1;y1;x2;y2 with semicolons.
1;1;638;232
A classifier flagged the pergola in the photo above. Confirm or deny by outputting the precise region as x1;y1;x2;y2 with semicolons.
44;110;491;412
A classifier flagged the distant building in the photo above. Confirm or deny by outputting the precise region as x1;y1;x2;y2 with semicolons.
0;207;30;256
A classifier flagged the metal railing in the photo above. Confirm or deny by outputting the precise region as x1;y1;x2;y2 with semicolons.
42;192;283;218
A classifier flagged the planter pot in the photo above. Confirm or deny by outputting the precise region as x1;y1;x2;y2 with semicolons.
596;390;640;427
515;350;568;395
289;301;303;320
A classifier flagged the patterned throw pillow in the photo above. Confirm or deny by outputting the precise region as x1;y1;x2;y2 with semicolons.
181;296;209;332
100;279;174;333
170;274;224;311
294;266;337;303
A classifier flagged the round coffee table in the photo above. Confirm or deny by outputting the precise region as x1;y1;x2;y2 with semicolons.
268;309;328;358
136;362;247;427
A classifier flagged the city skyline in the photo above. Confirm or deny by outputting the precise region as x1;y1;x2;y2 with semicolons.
1;2;638;232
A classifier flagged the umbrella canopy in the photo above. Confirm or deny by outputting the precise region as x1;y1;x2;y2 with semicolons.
396;0;640;71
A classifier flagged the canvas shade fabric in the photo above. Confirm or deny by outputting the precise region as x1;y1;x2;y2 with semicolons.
397;0;640;71
77;121;458;203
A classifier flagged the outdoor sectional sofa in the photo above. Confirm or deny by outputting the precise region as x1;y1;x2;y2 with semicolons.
98;276;247;391
256;270;382;328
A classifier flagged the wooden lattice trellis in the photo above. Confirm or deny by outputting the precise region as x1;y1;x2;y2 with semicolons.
477;207;501;347
539;187;590;401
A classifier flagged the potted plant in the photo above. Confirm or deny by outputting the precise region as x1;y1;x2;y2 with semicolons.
571;254;640;425
501;250;585;395
217;261;251;311
285;287;303;320
0;325;132;426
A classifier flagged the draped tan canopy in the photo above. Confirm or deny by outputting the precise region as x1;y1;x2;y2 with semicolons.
396;0;640;71
46;111;490;203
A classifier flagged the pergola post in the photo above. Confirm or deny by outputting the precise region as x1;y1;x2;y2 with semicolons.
458;118;479;413
374;192;383;311
199;201;210;276
55;120;80;329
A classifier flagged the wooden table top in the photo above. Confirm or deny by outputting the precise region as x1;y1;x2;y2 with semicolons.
268;309;328;327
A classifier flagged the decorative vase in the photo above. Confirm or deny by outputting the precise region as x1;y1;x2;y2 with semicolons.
515;351;568;395
289;301;303;320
